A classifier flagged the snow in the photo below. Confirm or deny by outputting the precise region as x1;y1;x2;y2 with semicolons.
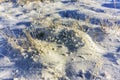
0;0;120;80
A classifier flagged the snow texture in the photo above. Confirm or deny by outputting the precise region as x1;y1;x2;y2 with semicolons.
0;0;120;80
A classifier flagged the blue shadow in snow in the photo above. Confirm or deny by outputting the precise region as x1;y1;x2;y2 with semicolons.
102;2;120;9
16;22;31;27
58;10;113;26
62;0;78;3
103;53;118;64
59;10;87;21
116;47;120;52
0;28;43;77
87;27;105;42
80;4;105;13
2;79;13;80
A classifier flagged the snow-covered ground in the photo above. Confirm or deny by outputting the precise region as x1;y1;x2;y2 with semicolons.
0;0;120;80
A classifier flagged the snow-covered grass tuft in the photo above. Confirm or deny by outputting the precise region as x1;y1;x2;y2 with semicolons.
0;0;120;80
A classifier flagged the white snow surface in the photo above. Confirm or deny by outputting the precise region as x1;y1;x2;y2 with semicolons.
0;0;120;80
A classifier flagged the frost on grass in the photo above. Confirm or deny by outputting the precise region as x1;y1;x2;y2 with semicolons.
1;16;104;80
29;27;84;52
22;18;105;79
1;20;105;79
1;0;118;80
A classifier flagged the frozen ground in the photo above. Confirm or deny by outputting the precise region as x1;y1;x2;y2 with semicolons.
0;0;120;80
